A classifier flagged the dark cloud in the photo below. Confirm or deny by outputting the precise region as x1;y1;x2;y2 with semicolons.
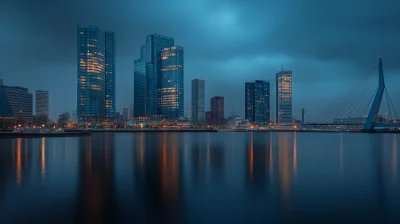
0;0;399;119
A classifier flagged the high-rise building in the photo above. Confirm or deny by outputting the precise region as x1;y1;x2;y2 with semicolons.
105;31;116;119
245;80;270;124
35;90;49;120
0;83;32;121
211;96;224;125
71;110;78;121
77;24;115;121
276;70;293;124
134;34;174;118
130;108;134;119
0;79;3;86
205;111;212;124
302;108;305;124
191;78;205;124
123;108;132;121
159;46;184;119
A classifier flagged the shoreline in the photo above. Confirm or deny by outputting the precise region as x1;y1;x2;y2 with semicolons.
0;131;91;138
1;129;399;138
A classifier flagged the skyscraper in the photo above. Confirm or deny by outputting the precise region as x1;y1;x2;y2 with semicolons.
134;34;174;118
159;46;184;118
77;24;115;121
245;80;270;124
35;90;49;120
0;83;32;121
71;110;78;121
211;96;224;125
276;70;292;124
123;108;132;121
191;78;205;124
105;31;116;119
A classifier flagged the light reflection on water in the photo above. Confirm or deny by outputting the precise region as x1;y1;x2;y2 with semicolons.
0;132;400;223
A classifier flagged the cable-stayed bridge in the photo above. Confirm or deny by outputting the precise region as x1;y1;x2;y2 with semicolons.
304;57;399;132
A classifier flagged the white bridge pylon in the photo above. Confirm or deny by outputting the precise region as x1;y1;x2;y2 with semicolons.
363;57;400;131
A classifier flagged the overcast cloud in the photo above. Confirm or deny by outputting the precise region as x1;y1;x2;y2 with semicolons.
1;0;399;120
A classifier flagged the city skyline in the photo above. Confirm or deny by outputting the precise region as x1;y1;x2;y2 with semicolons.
1;0;400;120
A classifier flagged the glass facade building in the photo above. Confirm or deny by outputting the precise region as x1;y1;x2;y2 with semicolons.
0;84;32;121
191;78;205;124
159;46;184;119
276;70;292;124
211;96;224;125
35;90;49;119
105;31;116;118
77;24;115;121
134;34;174;118
245;80;270;124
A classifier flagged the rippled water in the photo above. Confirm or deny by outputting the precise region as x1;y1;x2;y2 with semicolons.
1;132;400;223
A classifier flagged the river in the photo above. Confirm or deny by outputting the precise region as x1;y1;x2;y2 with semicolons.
0;132;399;223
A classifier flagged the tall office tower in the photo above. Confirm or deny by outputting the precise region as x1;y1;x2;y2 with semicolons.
71;110;78;121
302;108;305;124
0;79;3;85
123;108;132;121
77;24;115;121
0;83;32;121
211;96;224;125
35;90;49;120
205;111;212;124
191;78;205;124
159;46;184;119
105;31;116;118
130;107;134;119
245;80;270;124
134;34;174;118
276;70;293;124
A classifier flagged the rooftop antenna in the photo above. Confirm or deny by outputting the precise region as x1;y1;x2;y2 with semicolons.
281;65;284;71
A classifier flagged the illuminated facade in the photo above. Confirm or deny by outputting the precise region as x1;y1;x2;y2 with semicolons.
0;83;32;121
35;90;49;120
159;46;184;119
77;24;115;121
105;32;116;118
245;80;270;124
191;78;205;124
134;34;174;118
276;70;292;124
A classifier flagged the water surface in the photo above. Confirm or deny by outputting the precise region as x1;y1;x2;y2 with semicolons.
0;132;400;223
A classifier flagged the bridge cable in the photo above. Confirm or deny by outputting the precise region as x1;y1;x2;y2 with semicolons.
342;73;378;119
318;69;376;123
362;86;378;118
354;75;379;120
385;87;398;119
312;65;379;123
384;88;392;120
326;67;378;122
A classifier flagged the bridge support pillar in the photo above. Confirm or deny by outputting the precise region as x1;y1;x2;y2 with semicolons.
363;57;385;131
